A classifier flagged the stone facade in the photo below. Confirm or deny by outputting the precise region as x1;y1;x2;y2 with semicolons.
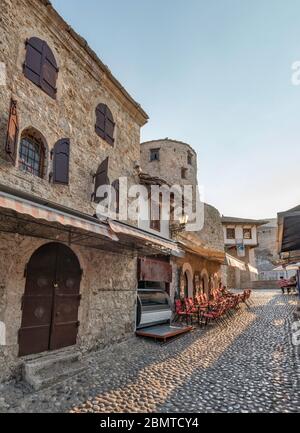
0;0;148;381
0;0;147;217
0;233;137;380
255;219;286;280
140;139;225;299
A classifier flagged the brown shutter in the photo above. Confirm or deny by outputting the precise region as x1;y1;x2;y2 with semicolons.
5;99;19;162
24;37;44;88
52;138;70;185
95;104;115;146
105;107;115;146
24;38;58;99
95;104;106;140
92;157;109;203
41;43;58;99
111;179;120;214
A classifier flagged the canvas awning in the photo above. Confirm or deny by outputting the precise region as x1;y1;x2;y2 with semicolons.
108;220;185;257
0;185;184;257
225;253;246;271
176;232;225;263
0;189;117;241
278;206;300;253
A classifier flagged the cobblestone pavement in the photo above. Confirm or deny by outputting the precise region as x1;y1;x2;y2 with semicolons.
1;290;299;413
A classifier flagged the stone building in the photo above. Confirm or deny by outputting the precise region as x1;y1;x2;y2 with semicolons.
222;216;266;288
255;219;282;280
0;0;183;382
140;139;225;301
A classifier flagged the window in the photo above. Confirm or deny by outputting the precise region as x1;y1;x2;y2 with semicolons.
181;167;187;179
24;37;58;99
243;228;252;239
150;148;160;162
226;228;235;239
95;104;115;146
187;151;193;165
19;130;45;178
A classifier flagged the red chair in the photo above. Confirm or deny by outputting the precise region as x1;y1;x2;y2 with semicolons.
200;301;228;327
184;298;199;324
174;299;193;325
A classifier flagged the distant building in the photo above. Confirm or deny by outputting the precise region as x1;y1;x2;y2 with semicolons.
255;219;289;280
221;216;267;288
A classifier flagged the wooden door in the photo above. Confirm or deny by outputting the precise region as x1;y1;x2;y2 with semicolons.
19;243;81;357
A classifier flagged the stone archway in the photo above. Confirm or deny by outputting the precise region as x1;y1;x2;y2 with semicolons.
201;269;209;295
182;263;194;298
18;242;82;357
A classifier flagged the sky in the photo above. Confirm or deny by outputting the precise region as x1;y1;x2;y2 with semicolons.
52;0;300;219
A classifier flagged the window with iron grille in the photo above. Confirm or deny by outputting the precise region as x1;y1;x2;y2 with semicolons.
19;135;45;178
226;228;235;239
150;148;160;162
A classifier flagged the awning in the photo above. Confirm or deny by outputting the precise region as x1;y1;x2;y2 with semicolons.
0;190;118;241
177;232;225;263
225;253;246;271
278;206;300;253
108;220;185;257
248;264;258;274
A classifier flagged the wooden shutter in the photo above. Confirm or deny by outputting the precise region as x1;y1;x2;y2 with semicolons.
52;138;70;185
95;104;106;140
95;104;115;146
111;179;120;214
92;157;109;203
41;43;58;99
105;107;115;146
24;37;44;87
24;37;58;99
5;99;19;162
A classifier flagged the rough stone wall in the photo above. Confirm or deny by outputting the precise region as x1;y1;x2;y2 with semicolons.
255;220;279;276
197;203;225;252
0;0;146;221
0;234;137;381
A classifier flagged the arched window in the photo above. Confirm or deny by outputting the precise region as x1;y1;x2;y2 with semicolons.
19;130;45;178
95;104;115;146
24;37;58;99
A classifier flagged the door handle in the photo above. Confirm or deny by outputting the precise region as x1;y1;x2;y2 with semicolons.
54;283;58;288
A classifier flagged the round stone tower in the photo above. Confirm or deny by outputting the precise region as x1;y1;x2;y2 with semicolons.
140;138;198;188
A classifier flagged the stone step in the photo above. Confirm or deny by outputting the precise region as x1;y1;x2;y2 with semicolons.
22;349;87;390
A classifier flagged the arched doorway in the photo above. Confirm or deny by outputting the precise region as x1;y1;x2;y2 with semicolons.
19;243;82;357
183;272;189;298
201;270;209;295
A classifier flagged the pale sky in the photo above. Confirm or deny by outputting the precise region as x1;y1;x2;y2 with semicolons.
52;0;300;219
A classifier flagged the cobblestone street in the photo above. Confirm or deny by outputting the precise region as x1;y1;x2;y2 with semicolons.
0;290;299;413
